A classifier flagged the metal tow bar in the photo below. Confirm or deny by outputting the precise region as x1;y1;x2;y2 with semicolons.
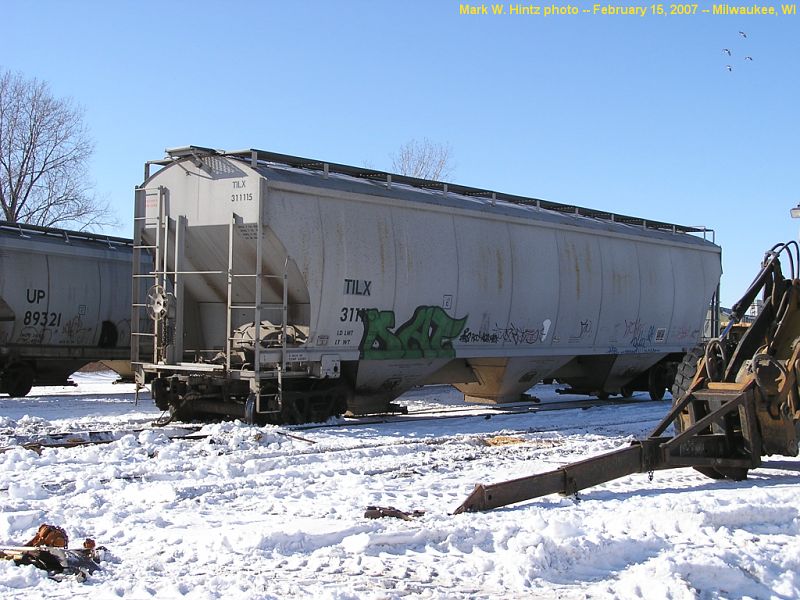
453;441;666;514
453;382;762;514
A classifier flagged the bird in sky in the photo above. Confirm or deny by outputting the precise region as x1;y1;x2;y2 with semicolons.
744;56;753;61
723;48;731;55
739;31;747;38
726;64;733;71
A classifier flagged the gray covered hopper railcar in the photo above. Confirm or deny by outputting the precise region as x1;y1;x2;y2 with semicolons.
0;221;134;396
134;146;721;424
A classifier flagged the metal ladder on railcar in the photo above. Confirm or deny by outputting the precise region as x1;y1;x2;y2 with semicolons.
131;187;165;380
131;186;295;418
224;213;293;420
131;187;193;383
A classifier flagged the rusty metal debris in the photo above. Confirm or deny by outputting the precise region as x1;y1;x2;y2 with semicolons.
0;524;104;581
482;435;525;446
26;524;69;547
364;506;425;521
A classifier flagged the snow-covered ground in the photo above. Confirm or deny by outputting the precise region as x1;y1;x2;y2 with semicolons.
0;372;798;599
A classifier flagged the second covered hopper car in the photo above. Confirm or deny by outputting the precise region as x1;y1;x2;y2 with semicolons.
0;221;134;396
133;146;722;424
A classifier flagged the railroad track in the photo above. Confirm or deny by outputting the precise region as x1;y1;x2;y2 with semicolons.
292;394;663;431
0;394;668;453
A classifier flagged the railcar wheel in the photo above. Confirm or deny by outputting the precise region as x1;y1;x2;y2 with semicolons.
619;384;634;398
244;394;256;425
264;386;349;425
2;363;34;397
168;394;200;422
648;365;668;401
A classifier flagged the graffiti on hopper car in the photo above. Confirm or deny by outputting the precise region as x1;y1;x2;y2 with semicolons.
459;319;552;346
568;319;593;343
18;327;51;345
675;326;700;341
61;316;93;345
359;306;467;359
459;329;500;344
624;318;650;339
631;326;657;349
623;317;657;350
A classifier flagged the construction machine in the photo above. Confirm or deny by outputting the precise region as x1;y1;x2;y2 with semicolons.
455;241;800;514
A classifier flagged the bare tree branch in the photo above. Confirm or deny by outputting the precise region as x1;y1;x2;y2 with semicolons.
0;69;115;230
390;138;454;181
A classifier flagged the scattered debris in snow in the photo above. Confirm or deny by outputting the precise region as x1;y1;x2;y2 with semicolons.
0;524;103;582
0;374;798;598
363;506;426;521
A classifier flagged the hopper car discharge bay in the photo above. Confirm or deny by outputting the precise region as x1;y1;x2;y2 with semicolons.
134;146;721;425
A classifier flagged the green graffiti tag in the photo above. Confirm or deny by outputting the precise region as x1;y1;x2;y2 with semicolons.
359;306;467;360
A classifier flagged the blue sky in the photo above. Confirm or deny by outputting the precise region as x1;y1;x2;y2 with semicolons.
3;0;799;306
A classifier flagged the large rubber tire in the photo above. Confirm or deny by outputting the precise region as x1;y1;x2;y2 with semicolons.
671;343;706;403
671;342;749;482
